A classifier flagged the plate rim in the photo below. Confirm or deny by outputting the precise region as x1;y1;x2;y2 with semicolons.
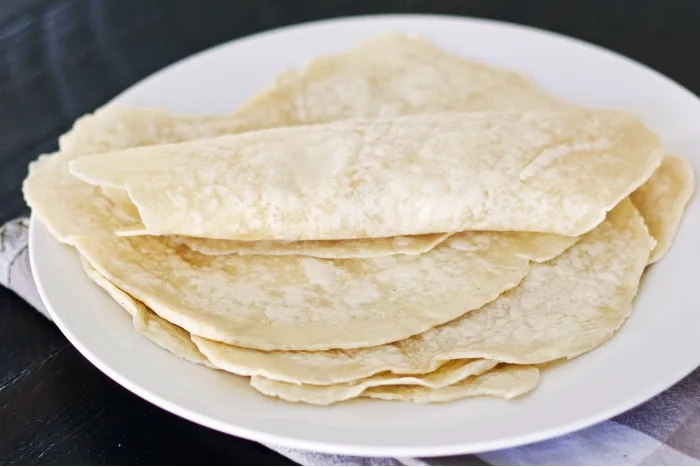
30;13;700;457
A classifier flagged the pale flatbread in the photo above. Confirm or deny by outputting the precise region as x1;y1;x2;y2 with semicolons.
80;257;212;366
81;257;510;407
192;199;651;383
631;155;694;263
60;34;565;151
363;365;540;403
82;255;533;406
250;359;499;405
70;110;662;240
72;229;575;351
233;33;566;126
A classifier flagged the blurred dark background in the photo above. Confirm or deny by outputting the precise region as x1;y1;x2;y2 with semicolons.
1;1;699;464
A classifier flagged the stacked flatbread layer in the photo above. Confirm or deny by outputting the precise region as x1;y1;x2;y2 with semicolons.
24;34;694;405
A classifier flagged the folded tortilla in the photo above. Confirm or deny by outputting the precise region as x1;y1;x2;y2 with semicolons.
69;110;663;241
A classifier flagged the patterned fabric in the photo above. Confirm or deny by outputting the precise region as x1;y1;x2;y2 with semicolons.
2;216;698;465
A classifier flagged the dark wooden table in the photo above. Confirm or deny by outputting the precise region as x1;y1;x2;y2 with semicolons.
1;1;699;464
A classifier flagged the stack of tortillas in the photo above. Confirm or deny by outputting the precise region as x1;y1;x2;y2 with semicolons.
24;34;694;405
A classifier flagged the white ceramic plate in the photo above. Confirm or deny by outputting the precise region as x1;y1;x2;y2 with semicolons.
31;15;700;457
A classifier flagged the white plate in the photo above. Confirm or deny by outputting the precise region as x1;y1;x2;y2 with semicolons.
31;14;700;457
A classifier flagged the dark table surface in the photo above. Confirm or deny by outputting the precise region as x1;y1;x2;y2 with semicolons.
2;1;699;464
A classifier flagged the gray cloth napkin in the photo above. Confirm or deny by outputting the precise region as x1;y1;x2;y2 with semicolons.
3;216;699;466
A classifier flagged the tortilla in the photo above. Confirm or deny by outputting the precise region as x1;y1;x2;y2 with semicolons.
82;253;538;406
233;33;566;126
249;359;499;405
631;155;694;263
363;365;540;403
192;199;651;383
81;255;509;407
60;33;566;153
80;257;212;366
70;110;662;240
80;255;532;407
72;228;575;351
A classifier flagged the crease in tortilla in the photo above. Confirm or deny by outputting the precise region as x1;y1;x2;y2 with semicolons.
174;232;452;259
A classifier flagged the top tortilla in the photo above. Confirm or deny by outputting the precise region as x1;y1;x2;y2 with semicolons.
70;110;662;240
